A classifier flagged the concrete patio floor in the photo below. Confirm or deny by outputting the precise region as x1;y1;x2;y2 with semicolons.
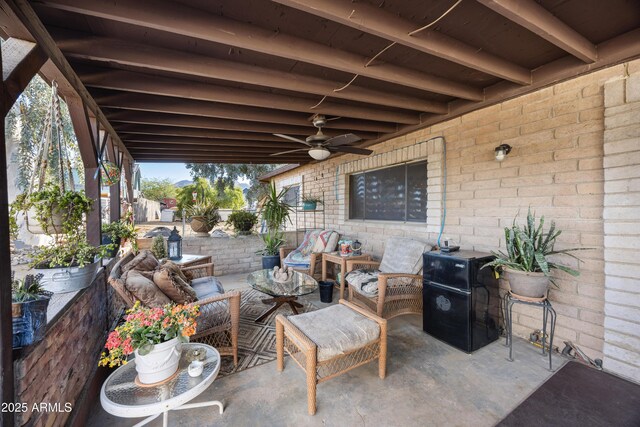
88;273;565;427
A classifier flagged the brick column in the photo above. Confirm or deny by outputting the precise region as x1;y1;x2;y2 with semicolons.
602;73;640;383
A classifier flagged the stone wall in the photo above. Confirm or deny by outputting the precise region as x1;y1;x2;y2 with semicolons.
602;72;640;382
182;232;298;276
271;59;640;377
13;272;109;426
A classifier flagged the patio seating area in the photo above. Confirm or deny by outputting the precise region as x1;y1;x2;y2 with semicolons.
1;1;640;426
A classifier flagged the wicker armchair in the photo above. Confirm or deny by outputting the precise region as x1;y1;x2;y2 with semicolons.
345;238;433;319
108;252;240;365
279;247;322;278
279;230;340;279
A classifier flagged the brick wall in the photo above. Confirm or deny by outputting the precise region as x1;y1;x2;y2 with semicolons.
602;72;640;383
182;232;297;276
272;59;640;375
13;272;109;426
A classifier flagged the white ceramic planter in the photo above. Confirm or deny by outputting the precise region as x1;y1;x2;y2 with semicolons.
26;208;65;235
134;337;182;384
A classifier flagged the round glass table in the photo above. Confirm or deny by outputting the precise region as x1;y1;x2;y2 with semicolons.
100;344;222;427
247;269;318;322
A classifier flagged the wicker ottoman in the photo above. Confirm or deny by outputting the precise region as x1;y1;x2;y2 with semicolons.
276;299;387;415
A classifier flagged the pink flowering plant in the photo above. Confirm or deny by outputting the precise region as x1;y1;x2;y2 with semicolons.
99;301;200;368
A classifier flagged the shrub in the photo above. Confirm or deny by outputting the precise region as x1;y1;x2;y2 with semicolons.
227;210;258;235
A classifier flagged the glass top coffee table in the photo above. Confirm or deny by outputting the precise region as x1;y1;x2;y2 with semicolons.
100;344;222;427
247;269;318;322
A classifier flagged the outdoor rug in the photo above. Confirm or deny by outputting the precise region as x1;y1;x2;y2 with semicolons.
498;361;640;427
216;288;318;378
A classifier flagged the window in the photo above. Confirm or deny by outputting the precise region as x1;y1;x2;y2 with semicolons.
349;161;427;222
282;184;300;207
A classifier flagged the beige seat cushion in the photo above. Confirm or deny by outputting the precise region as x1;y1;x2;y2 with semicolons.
379;238;431;274
123;270;171;307
123;250;159;274
288;304;380;362
153;268;197;304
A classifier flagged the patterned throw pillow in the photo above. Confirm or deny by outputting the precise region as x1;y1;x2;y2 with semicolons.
122;270;171;307
153;268;197;304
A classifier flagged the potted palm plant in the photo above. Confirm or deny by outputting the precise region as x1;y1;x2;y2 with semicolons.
11;272;52;348
482;209;586;299
188;202;221;235
256;231;286;269
258;182;292;269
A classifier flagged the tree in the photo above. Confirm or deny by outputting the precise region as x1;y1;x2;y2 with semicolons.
185;163;280;205
218;186;245;210
176;177;217;213
140;178;177;201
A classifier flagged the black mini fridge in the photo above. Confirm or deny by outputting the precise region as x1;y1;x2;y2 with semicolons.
423;251;500;353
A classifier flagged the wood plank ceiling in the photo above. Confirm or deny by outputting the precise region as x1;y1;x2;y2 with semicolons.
19;0;640;163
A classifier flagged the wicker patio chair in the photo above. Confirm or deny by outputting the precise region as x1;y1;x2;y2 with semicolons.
345;237;433;319
276;299;387;415
109;252;240;365
279;229;339;279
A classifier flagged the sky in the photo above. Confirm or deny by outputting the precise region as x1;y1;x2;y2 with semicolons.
138;162;192;183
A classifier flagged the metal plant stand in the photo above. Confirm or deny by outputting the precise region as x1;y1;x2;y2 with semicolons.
504;292;557;371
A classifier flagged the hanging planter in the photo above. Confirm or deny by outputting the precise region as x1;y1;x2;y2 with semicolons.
25;207;64;235
101;161;121;187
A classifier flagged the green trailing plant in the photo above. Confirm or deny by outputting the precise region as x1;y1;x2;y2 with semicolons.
226;210;258;235
151;235;167;260
260;182;292;232
10;183;92;239
11;272;50;303
102;218;138;243
187;202;222;229
256;231;286;256
30;238;109;269
302;195;323;205
482;208;587;286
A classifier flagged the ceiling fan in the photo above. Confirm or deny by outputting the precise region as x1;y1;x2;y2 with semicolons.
271;115;373;161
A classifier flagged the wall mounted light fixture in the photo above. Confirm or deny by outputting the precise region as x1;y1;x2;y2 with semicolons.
494;144;512;162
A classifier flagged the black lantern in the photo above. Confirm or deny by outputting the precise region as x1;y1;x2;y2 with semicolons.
167;227;183;260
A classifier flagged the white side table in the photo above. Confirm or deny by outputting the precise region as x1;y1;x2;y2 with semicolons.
100;344;223;427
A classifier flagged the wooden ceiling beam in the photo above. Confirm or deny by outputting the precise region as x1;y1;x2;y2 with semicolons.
40;0;482;100
1;38;48;113
121;136;304;149
105;109;382;138
2;0;132;161
477;0;597;63
273;0;531;85
113;125;297;142
76;65;426;123
131;153;307;163
91;89;398;133
52;31;446;113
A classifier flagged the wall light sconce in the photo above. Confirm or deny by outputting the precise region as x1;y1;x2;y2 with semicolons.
494;144;512;162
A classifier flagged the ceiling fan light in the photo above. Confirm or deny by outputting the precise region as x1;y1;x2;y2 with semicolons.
308;147;331;160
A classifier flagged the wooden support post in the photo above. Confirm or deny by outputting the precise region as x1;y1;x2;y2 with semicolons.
0;39;16;427
123;157;134;205
0;36;50;426
67;97;102;246
109;144;120;223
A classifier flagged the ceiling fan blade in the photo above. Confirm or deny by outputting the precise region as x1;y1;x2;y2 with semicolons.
270;148;309;156
325;133;361;147
273;133;311;146
330;145;373;155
